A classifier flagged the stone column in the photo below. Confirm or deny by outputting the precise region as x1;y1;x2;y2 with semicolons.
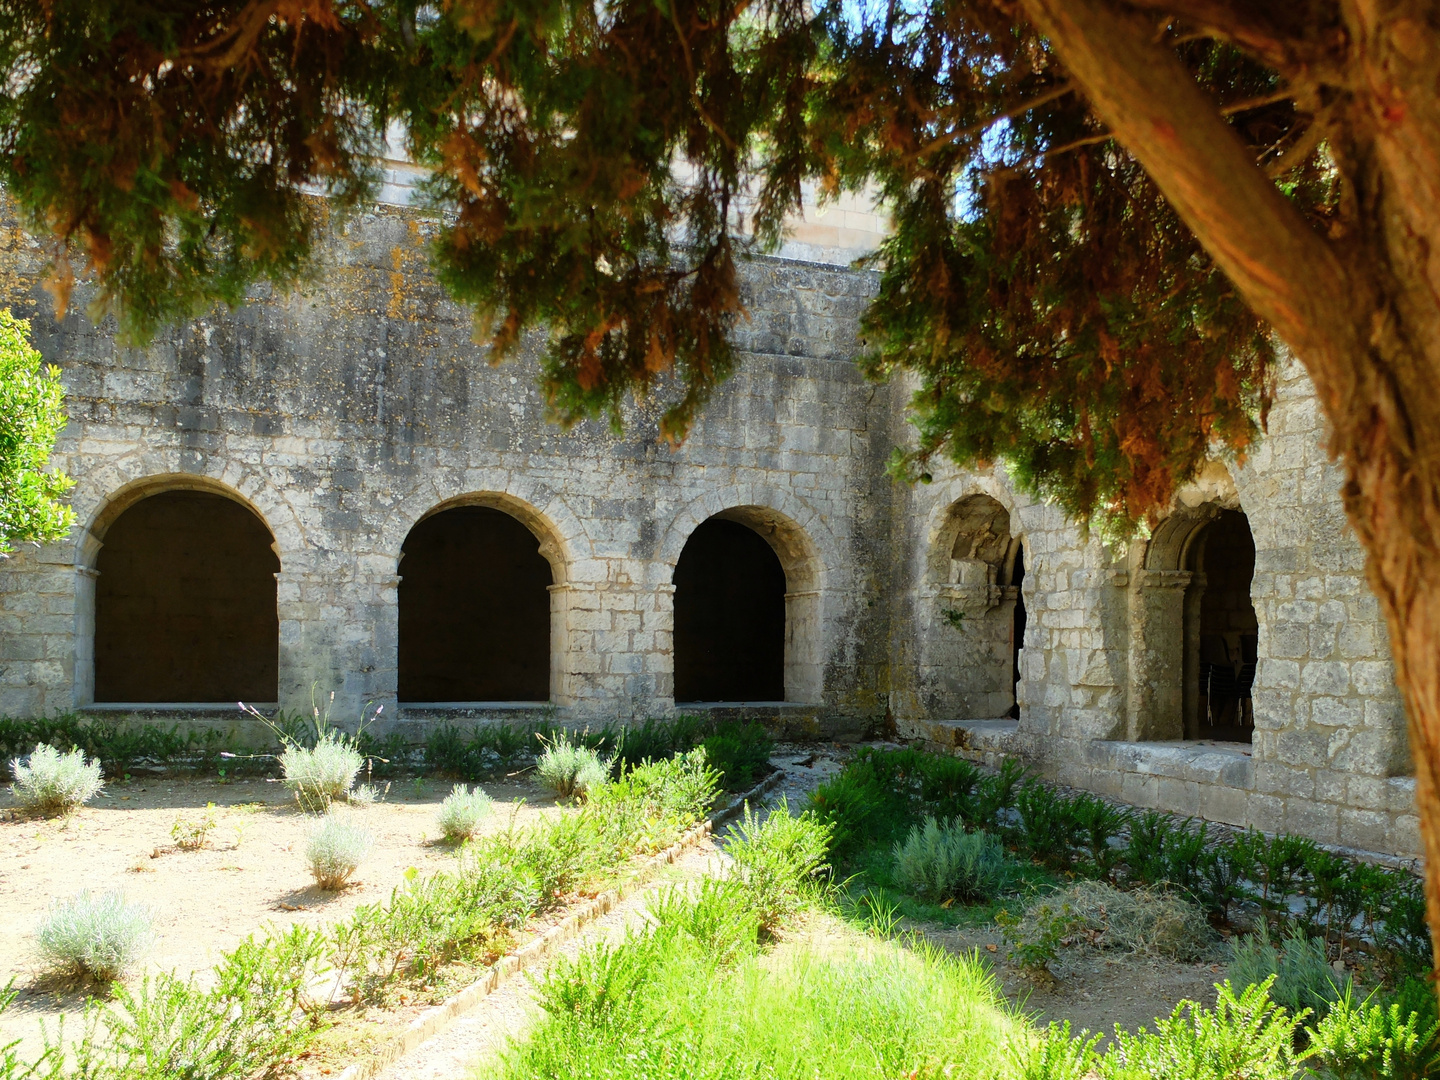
1126;569;1191;741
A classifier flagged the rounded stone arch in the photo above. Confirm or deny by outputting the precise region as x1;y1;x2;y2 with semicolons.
389;483;583;706
75;473;288;706
926;491;1021;587
657;491;833;705
379;475;587;586
1133;497;1259;743
916;488;1027;722
74;469;300;572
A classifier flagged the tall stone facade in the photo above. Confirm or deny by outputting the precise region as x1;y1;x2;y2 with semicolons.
0;197;1417;857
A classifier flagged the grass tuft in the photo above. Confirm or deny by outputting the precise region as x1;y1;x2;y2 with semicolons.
535;732;609;801
892;817;1011;903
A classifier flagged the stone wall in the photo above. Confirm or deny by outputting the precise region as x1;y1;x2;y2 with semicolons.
0;203;1419;857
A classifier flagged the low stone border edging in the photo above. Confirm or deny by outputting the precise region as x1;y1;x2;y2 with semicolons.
334;768;787;1080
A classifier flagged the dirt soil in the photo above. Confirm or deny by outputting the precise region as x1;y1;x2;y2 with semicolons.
0;775;566;1058
918;921;1228;1039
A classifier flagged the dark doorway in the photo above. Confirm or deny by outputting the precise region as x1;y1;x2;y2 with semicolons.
1189;509;1258;742
673;518;786;701
95;490;279;702
1008;544;1026;719
398;506;551;702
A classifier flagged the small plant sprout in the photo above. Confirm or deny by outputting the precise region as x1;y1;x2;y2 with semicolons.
436;784;493;842
35;890;153;985
305;813;373;890
535;731;609;801
10;744;104;815
171;802;218;850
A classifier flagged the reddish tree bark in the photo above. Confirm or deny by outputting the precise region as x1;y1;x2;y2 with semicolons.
1021;0;1440;973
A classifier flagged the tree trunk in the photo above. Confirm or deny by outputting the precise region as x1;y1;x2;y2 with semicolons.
1021;0;1440;978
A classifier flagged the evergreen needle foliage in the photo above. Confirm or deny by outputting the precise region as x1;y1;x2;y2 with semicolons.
35;890;153;985
10;742;103;814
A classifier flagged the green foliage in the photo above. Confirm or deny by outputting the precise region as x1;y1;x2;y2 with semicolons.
1100;979;1302;1080
169;802;217;851
1070;793;1129;881
535;731;611;801
892;817;1011;903
0;714;226;778
724;799;833;935
304;813;373;890
435;783;493;842
997;899;1074;977
1014;782;1084;870
35;890;153;985
700;721;774;791
0;310;72;552
10;742;103;814
1306;988;1440;1080
1229;926;1349;1023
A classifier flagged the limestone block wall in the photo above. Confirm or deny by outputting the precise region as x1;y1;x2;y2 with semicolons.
892;361;1415;857
0;206;891;733
0;198;1419;856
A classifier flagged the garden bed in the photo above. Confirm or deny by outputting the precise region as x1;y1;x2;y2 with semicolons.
0;776;565;1059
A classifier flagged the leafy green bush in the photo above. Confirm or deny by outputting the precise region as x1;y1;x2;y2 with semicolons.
435;783;493;842
1100;979;1302;1080
305;813;373;890
536;731;610;800
725;799;833;935
1014;781;1084;869
35;890;153;984
1306;987;1440;1080
1070;793;1129;881
10;743;103;814
892;817;1010;903
1229;926;1349;1023
808;761;892;860
701;720;773;791
0;309;74;554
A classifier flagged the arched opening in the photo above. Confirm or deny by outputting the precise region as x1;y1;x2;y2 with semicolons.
921;494;1022;720
94;490;279;703
673;518;787;702
1184;509;1258;742
398;506;552;702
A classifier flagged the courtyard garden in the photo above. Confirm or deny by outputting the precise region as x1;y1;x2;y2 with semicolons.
3;718;1438;1080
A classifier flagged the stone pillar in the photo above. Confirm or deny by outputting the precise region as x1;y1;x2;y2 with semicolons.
547;582;573;707
1126;569;1191;741
784;588;824;703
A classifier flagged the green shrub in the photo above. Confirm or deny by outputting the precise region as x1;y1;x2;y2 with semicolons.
305;813;372;890
701;720;773;791
10;742;104;814
1229;926;1349;1023
35;890;153;984
1014;781;1083;869
1306;987;1440;1080
435;783;492;842
808;762;892;860
725;799;833;934
1070;793;1129;880
1100;979;1302;1080
280;730;364;810
535;732;610;800
892;817;1010;903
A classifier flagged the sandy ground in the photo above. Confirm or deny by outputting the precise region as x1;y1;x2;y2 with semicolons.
0;775;566;1057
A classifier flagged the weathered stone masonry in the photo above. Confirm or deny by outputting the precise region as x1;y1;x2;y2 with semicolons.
0;203;1418;857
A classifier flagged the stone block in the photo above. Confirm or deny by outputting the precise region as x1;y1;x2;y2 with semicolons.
1338;808;1390;852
